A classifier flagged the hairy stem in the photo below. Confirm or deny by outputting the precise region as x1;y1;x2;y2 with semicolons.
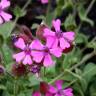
76;0;96;32
49;51;95;84
10;0;31;34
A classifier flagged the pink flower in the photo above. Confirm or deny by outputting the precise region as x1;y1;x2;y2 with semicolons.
13;38;33;65
41;0;48;4
44;19;75;50
31;39;62;67
48;80;73;96
33;91;41;96
0;0;12;24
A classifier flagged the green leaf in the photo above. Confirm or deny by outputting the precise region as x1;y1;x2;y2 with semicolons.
28;74;42;86
18;93;25;96
83;63;96;83
1;44;13;66
0;85;6;90
75;33;88;44
64;14;76;31
73;83;84;96
87;41;96;49
31;24;39;29
0;22;14;39
78;6;94;26
13;6;26;17
46;11;55;27
90;81;96;96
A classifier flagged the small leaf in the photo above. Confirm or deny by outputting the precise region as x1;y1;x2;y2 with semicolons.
13;6;26;17
78;6;94;26
0;85;6;90
64;14;77;31
46;11;55;27
1;44;13;66
75;33;88;44
83;63;96;83
28;74;42;86
31;24;39;29
0;22;14;39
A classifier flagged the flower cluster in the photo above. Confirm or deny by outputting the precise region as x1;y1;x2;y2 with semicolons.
40;0;48;4
0;0;12;24
13;19;75;69
33;80;73;96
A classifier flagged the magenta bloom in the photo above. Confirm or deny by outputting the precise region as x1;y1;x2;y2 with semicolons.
33;91;41;96
31;39;62;67
48;80;73;96
13;38;33;65
41;0;48;4
44;19;75;50
0;0;12;24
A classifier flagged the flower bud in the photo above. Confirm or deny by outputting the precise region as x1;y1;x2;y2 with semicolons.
12;63;27;77
63;44;74;53
36;22;48;41
29;63;41;74
0;65;5;75
40;82;49;94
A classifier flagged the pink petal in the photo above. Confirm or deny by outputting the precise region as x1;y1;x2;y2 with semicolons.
52;38;59;48
23;55;32;65
43;54;53;67
46;37;55;48
48;85;57;94
55;94;60;96
13;52;25;63
55;80;64;90
14;38;26;50
46;92;53;96
29;39;44;50
44;28;55;37
60;38;70;49
33;91;41;96
0;0;10;8
63;32;75;42
63;88;73;96
50;47;62;58
41;0;48;4
0;16;3;24
32;51;44;63
52;19;61;32
0;11;12;21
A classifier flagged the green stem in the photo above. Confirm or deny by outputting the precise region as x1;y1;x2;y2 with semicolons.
0;47;7;66
45;0;51;22
10;0;31;34
76;0;96;32
14;78;18;96
70;51;95;71
49;51;95;84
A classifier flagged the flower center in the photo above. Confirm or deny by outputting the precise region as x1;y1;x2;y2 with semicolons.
0;6;2;13
44;47;49;53
30;64;41;73
55;31;62;38
24;45;31;55
57;89;65;96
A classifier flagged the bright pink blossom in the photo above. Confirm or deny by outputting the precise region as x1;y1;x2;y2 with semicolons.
44;19;75;50
48;80;73;96
0;0;12;24
13;38;33;65
41;0;48;4
31;39;62;67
